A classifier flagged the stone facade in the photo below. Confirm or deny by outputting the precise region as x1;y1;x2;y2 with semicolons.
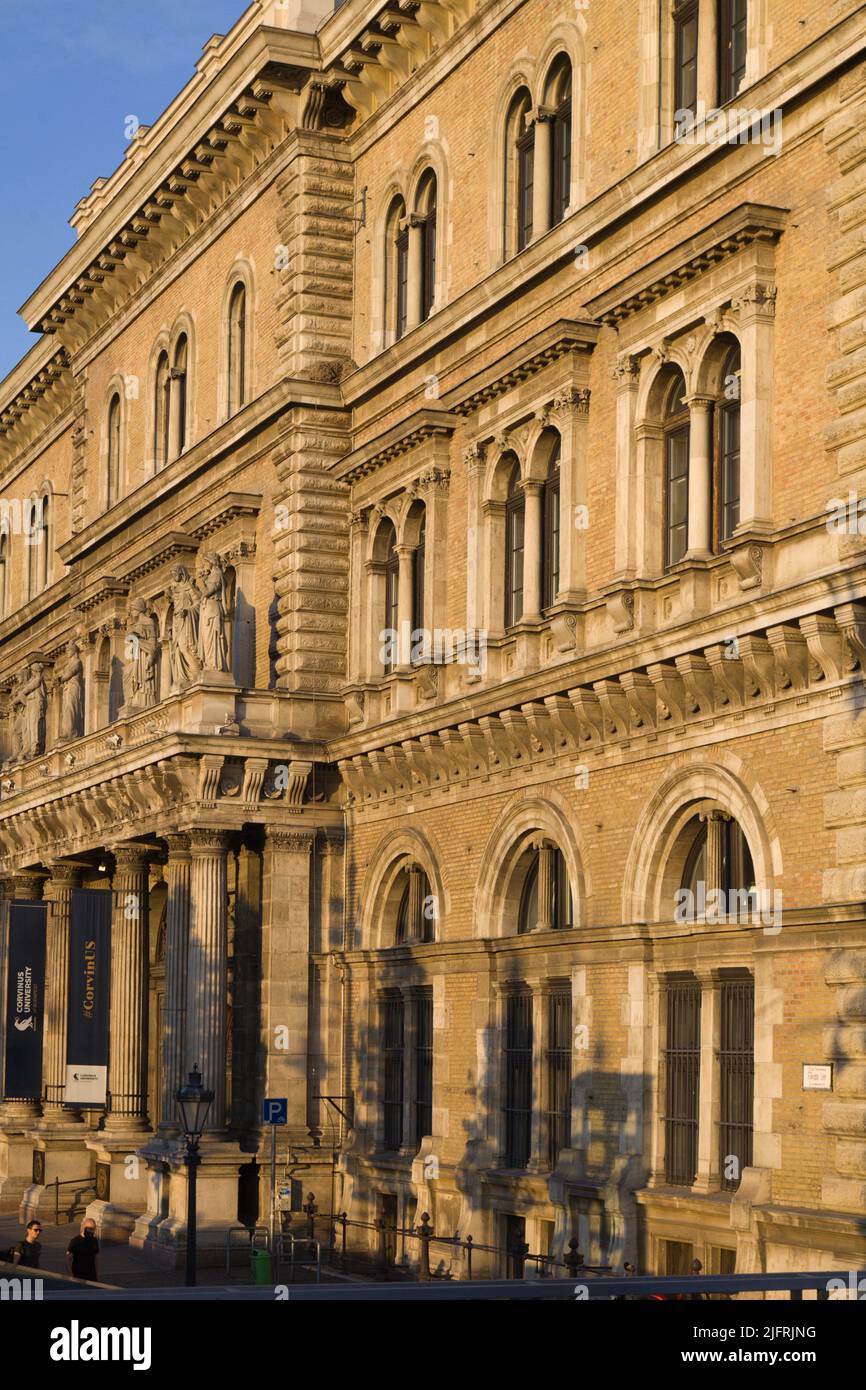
0;0;865;1278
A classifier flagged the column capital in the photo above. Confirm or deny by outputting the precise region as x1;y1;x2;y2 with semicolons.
110;845;152;873
163;832;192;858
520;478;545;498
265;828;315;856
188;828;232;855
5;869;47;900
44;861;86;890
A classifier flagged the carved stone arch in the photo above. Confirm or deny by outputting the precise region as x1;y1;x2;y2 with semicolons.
372;177;409;354
168;310;197;451
636;347;692;424
532;20;587;212
473;791;590;937
622;751;782;925
484;446;524;503
366;507;401;565
407;139;450;313
489;60;535;267
145;331;171;477
525;421;562;481
359;825;449;949
693;325;743;398
101;371;129;509
398;494;426;548
218;257;256;424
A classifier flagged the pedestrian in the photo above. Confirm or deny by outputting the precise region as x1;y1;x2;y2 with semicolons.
66;1218;100;1282
10;1220;42;1268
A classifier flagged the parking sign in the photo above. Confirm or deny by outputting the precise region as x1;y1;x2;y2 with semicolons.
263;1097;288;1125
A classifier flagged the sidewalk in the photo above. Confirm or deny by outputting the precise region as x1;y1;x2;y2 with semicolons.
0;1218;260;1290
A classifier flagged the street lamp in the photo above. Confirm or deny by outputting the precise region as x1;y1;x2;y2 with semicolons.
176;1065;213;1287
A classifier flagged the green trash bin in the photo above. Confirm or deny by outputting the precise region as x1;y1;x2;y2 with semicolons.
251;1248;273;1285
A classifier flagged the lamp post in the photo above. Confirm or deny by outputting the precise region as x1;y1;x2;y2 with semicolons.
176;1065;213;1288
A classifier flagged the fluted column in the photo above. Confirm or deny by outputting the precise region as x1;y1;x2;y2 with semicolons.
0;871;46;1121
186;829;230;1132
42;863;83;1120
160;834;191;1134
106;848;150;1130
534;842;554;934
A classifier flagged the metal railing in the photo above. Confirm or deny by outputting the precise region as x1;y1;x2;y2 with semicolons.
50;1176;97;1226
224;1225;269;1275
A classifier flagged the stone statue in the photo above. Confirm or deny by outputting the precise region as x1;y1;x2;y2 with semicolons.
7;671;26;763
56;640;84;743
19;663;47;759
196;553;229;674
168;564;202;690
122;597;159;710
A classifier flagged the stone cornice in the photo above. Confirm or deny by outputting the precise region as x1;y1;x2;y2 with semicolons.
336;408;458;483
181;492;263;543
20;30;323;348
584;204;789;329
444;319;598;418
116;534;201;587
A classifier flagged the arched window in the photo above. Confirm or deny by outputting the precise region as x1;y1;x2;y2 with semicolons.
153;353;169;470
680;814;755;912
663;370;690;569
107;392;122;505
227;282;247;416
384;196;408;345
413;511;426;634
546;56;573;227
504;88;533;257
541;438;561;610
715;342;741;547
416;171;437;323
172;334;189;457
382;520;399;673
718;0;747;103
38;494;50;592
517;843;572;933
0;529;8;619
395;864;434;944
505;458;525;627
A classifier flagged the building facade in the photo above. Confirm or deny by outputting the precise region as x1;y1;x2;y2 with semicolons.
1;0;866;1278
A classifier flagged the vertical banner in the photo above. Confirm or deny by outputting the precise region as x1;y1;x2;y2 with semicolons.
4;903;47;1099
64;889;111;1105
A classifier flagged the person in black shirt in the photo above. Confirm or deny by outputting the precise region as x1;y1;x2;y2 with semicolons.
11;1221;42;1268
67;1218;100;1282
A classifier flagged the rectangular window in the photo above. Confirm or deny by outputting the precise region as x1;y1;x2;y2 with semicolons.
543;474;560;609
665;426;690;568
719;974;754;1192
664;977;701;1185
504;1213;528;1279
395;227;409;340
718;0;748;104
382;996;404;1152
551;103;572;225
421;215;436;321
414;991;433;1144
517;131;534;251
674;1;699;126
719;401;740;543
504;991;533;1168
547;986;572;1168
384;557;399;673
506;503;525;626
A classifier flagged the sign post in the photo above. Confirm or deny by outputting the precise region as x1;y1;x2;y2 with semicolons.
262;1098;288;1256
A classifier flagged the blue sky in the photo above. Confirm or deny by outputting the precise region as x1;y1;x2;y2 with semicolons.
0;0;249;381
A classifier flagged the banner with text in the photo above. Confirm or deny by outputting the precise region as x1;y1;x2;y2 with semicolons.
64;888;111;1105
4;902;47;1100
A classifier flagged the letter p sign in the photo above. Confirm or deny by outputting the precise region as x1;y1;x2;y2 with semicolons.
263;1097;288;1126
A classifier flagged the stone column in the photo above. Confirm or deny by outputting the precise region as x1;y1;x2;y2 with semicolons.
261;830;314;1141
160;834;191;1135
168;370;185;460
106;847;150;1131
396;543;415;667
521;480;544;622
534;842;554;933
0;871;46;1121
531;112;552;241
686;396;713;559
697;0;718;108
527;982;546;1173
734;287;775;536
693;972;721;1192
186;830;230;1132
406;215;425;331
703;811;729;913
42;863;83;1120
612;357;641;581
